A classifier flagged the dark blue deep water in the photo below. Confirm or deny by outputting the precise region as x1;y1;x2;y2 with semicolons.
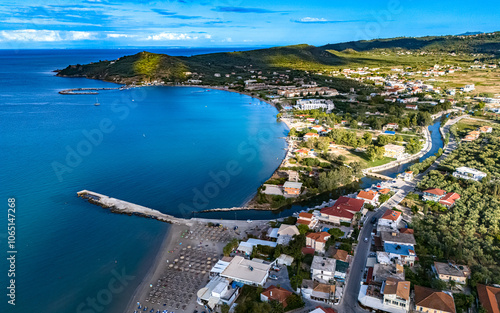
0;49;286;313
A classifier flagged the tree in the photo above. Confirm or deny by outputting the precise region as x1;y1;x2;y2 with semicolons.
363;132;373;144
223;238;239;256
297;224;310;235
328;227;344;239
285;294;304;311
289;127;297;137
366;145;385;162
221;303;230;313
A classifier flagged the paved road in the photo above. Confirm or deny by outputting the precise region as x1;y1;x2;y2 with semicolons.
335;181;416;313
334;115;465;313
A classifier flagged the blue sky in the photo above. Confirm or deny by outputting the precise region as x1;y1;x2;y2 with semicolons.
0;0;498;49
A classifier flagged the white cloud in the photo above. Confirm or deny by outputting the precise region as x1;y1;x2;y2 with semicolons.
297;17;328;23
146;32;204;41
67;31;94;40
0;29;61;42
107;33;130;38
0;29;94;42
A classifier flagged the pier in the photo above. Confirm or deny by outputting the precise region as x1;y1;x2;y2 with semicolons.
59;87;124;95
77;190;194;226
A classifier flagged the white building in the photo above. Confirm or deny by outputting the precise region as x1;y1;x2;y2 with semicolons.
453;167;487;182
276;224;300;245
220;256;272;286
311;256;336;284
462;84;475;92
296;99;335;111
196;276;240;311
236;239;277;256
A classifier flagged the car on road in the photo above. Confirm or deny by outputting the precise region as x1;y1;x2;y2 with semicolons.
271;266;280;271
269;274;278;280
370;217;377;224
364;237;369;242
247;219;252;223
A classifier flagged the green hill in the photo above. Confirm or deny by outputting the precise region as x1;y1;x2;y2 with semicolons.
321;32;500;55
57;51;189;83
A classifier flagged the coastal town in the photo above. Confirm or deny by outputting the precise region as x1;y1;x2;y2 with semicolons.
76;74;500;313
67;36;500;313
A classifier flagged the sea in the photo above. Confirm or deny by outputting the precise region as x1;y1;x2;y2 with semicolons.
0;48;444;313
0;48;287;313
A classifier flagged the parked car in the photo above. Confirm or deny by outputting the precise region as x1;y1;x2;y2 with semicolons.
371;217;377;224
247;219;253;223
269;274;278;280
364;237;369;242
272;266;280;271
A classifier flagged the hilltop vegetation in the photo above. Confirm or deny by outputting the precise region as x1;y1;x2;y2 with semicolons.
57;51;188;83
322;32;500;55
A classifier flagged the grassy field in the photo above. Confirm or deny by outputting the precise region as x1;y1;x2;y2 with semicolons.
429;69;500;94
348;150;396;168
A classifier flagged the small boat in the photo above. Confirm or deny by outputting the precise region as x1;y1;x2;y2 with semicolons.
94;97;100;106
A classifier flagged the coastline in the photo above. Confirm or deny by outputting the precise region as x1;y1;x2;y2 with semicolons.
123;223;182;313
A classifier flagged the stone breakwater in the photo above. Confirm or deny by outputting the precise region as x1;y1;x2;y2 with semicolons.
77;190;193;226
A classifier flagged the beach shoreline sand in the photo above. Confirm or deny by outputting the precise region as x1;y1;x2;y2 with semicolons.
124;223;183;313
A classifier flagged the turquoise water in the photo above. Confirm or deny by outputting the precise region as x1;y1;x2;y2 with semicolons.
0;49;286;313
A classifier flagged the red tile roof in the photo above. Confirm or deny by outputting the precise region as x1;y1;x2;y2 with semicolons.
357;190;378;201
299;212;313;219
366;267;374;284
315;306;337;313
379;188;391;194
381;210;401;221
261;285;292;307
414;285;456;313
400;228;414;234
297;218;311;225
477;284;500;313
301;247;315;255
423;188;447;196
321;196;364;218
439;192;461;206
306;232;331;243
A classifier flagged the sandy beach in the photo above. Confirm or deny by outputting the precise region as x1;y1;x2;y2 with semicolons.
124;223;184;312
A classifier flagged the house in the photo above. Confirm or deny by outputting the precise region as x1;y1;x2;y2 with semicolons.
297;212;318;228
220;256;272;286
260;285;293;308
334;260;349;281
288;170;300;182
296;99;335;111
276;254;294;266
320;196;365;225
406;104;418;110
462;131;480;142
401;171;413;181
283;181;303;196
329;248;349;262
309;306;337;313
479;126;493;133
382;278;411;311
277;224;300;245
380;231;417;266
377;210;402;233
384;144;406;159
196;276;240;311
311;256;337;283
462;84;475;92
296;148;311;157
311;283;336;304
384;123;399;131
304;133;320;140
414;285;456;313
237;239;277;256
438;192;461;208
476;284;500;313
422;188;447;202
372;263;405;283
379;188;391;195
306;232;331;253
357;190;379;205
433;262;470;284
453;167;487;182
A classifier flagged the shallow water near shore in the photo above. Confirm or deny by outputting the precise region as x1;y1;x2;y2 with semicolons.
0;49;286;313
